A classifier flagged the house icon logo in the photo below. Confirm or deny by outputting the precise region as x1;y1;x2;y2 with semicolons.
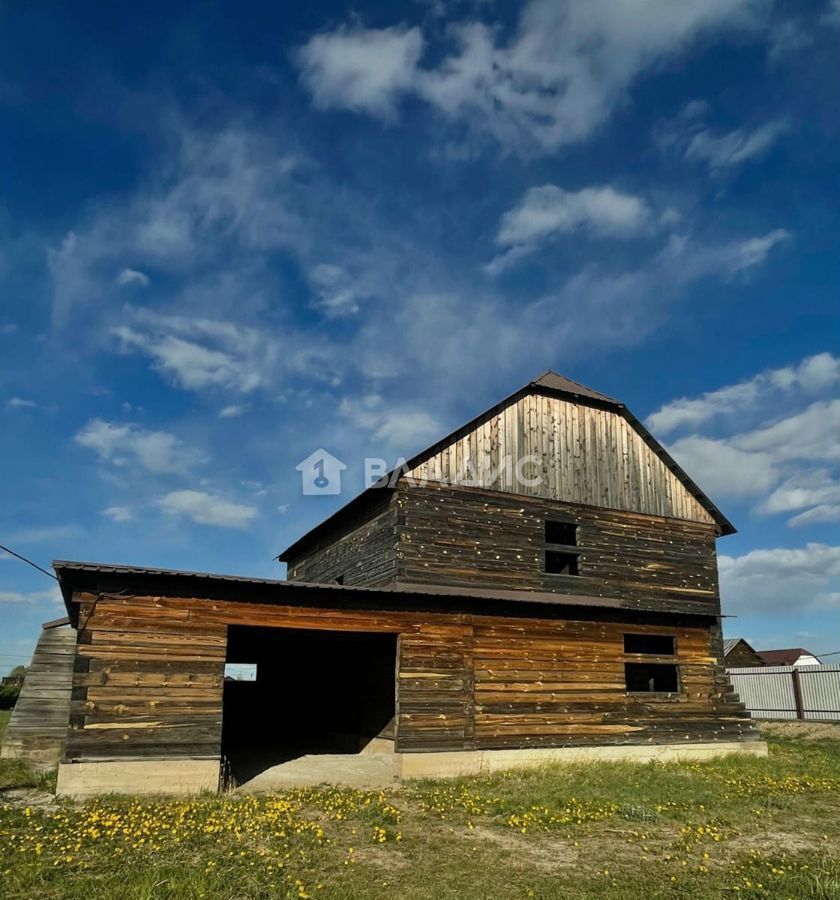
296;448;347;496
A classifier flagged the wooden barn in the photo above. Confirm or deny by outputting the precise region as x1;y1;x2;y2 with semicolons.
47;371;764;797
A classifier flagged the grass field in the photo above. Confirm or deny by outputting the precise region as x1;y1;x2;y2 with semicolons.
1;730;839;899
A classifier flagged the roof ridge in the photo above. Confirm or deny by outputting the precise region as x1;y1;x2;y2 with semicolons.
529;369;622;406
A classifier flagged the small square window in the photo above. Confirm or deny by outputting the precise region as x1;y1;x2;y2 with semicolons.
545;550;579;576
545;521;577;546
624;634;675;655
624;663;678;693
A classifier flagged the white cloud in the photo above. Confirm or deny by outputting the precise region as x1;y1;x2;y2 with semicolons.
115;268;151;288
661;103;789;173
652;353;840;527
157;490;257;528
308;263;365;317
75;418;200;474
647;352;839;434
725;228;790;273
763;470;840;515
48;127;301;328
666;402;840;511
0;587;63;606
339;394;442;450
9;524;81;544
668;436;778;497
735;399;840;463
112;312;272;394
789;505;840;527
685;119;789;171
719;543;840;614
296;26;424;118
219;404;247;418
102;505;134;522
6;397;37;409
375;411;442;449
296;0;768;152
487;185;651;273
116;327;260;393
350;225;790;401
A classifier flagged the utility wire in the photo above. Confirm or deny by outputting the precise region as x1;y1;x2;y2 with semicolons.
0;544;58;581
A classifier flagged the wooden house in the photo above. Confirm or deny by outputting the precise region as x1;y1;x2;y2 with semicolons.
722;638;765;668
50;371;765;797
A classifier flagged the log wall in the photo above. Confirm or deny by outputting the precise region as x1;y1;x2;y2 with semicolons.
472;618;749;748
64;589;757;764
286;494;397;586
1;623;76;768
394;482;721;615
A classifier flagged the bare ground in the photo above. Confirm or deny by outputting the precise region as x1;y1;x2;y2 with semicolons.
758;720;840;741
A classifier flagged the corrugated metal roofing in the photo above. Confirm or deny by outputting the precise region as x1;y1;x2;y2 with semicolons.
723;638;739;655
53;559;714;618
530;370;621;406
52;559;622;610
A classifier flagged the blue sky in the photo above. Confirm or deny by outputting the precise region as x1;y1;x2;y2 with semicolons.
1;0;839;673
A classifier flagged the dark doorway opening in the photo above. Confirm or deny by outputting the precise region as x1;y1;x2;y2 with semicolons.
222;626;397;785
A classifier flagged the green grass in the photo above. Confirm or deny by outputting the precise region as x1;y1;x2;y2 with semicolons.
0;709;11;744
1;736;839;899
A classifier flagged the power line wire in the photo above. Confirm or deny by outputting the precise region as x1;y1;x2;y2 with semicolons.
0;544;58;581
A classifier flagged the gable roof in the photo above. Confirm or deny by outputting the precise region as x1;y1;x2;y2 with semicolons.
759;648;819;666
723;637;761;657
279;370;735;561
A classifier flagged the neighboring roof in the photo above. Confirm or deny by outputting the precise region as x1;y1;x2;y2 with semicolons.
41;616;70;630
279;369;735;561
759;648;819;666
52;559;717;622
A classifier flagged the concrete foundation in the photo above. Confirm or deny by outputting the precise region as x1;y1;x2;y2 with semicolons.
56;759;221;799
54;741;768;797
396;740;769;779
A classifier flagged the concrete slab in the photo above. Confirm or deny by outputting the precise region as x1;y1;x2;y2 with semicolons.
236;752;398;792
397;740;769;779
56;759;220;799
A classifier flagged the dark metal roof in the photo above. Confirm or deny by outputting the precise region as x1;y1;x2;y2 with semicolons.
278;369;736;561
531;370;621;406
52;559;716;622
759;648;819;666
53;559;618;609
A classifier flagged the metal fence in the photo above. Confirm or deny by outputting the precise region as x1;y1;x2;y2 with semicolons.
726;664;840;721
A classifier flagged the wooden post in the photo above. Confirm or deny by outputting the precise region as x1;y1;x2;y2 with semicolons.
791;667;805;720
